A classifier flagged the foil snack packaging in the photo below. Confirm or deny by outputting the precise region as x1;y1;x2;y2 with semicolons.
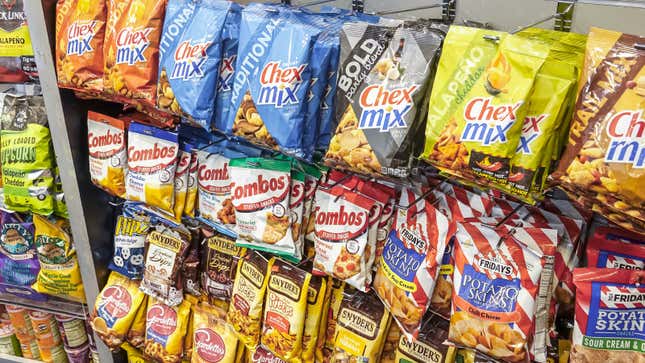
213;3;242;132
325;21;444;177
87;111;127;198
108;214;149;279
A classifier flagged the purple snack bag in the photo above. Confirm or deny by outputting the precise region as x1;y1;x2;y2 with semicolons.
0;211;40;287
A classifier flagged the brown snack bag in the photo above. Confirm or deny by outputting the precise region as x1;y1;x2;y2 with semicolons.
200;227;246;302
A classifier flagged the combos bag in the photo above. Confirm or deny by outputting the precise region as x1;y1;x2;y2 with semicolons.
325;21;444;177
157;0;231;127
374;187;451;338
32;215;85;303
143;297;191;363
571;268;645;363
422;27;548;187
196;147;235;228
552;27;645;232
108;214;149;279
87;112;127;198
103;0;165;106
55;0;106;92
126;122;179;212
91;271;146;350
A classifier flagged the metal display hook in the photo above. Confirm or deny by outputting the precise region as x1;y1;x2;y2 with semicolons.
376;0;455;16
510;0;576;34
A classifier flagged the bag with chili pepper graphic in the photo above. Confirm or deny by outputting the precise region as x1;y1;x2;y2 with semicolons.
422;26;549;187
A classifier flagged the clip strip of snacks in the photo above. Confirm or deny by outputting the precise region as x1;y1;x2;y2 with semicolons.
52;0;645;363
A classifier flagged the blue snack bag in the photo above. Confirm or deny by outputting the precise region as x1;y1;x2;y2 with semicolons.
213;3;242;133
0;211;40;287
227;7;321;159
157;0;231;129
108;214;149;279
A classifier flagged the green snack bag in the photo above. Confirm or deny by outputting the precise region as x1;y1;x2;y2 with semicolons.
421;26;548;187
52;166;68;219
0;95;55;215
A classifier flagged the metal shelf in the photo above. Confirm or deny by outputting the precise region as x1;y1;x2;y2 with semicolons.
0;353;41;363
0;292;88;319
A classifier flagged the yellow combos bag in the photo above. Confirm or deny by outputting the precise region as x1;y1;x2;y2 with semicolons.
191;303;240;363
91;271;146;350
227;251;274;350
32;215;85;302
261;259;311;361
87;111;127;198
126;122;179;212
143;297;191;363
422;26;548;187
301;275;327;363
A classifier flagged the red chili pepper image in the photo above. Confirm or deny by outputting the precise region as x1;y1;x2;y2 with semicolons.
476;160;502;172
508;172;525;182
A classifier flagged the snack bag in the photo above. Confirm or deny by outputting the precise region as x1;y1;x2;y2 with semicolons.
316;278;344;363
192;303;239;363
261;259;311;361
332;287;391;362
156;147;191;222
302;164;323;256
325;21;445;177
143;297;191;363
374;187;451;338
449;222;556;362
381;321;401;363
552;28;645;231
228;7;320;158
200;227;246;302
197;148;235;228
56;0;106;92
0;95;55;215
91;271;146;350
139;224;191;307
126;123;179;212
108;214;149;279
32;215;85;302
157;0;231;126
437;182;493;215
312;184;375;291
229;158;296;259
122;342;146;363
302;275;327;363
227;251;273;350
126;295;148;349
0;1;36;83
587;231;645;269
289;164;306;261
0;212;40;287
249;346;287;363
103;0;166;106
422;27;548;186
184;147;199;218
213;3;242;132
393;314;455;363
571;268;645;362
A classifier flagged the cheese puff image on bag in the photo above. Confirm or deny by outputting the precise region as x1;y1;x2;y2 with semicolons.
87;111;127;198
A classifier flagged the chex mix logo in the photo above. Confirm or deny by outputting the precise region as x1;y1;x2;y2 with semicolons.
605;110;645;168
359;84;418;132
461;98;523;145
67;20;98;56
116;27;153;65
257;61;307;107
474;252;517;280
170;40;212;80
600;286;645;309
516;114;548;154
218;55;236;92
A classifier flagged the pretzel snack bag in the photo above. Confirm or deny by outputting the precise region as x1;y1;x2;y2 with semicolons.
191;303;239;363
143;297;191;363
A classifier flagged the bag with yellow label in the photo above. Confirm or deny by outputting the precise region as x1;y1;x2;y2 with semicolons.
126;295;148;350
316;278;344;363
87;114;127;198
422;26;549;188
32;215;85;303
91;272;146;350
191;302;240;363
393;314;455;363
122;342;146;363
301;275;327;363
143;297;191;363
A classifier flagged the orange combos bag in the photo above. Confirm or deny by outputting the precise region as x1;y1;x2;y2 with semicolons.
56;0;106;92
87;111;127;197
103;0;166;106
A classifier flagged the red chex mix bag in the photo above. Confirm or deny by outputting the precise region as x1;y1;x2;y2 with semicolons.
449;222;556;363
374;187;452;338
570;268;645;363
587;227;645;269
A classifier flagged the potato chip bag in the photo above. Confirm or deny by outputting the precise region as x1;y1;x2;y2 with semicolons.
109;214;149;279
91;271;146;350
302;275;327;363
126;122;179;212
227;251;273;350
201;227;246;303
126;294;148;350
31;215;85;303
261;259;311;361
374;187;451;338
192;303;239;363
422;26;549;187
586;228;645;269
143;297;191;363
103;0;165;106
56;0;106;92
571;268;645;363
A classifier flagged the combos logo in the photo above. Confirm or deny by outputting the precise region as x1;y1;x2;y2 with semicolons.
461;98;523;146
67;20;98;56
605;110;645;168
147;304;178;336
218;55;236;92
128;142;177;171
116;27;153;65
100;286;132;319
170;40;212;80
198;158;230;194
289;180;304;209
88;128;124;158
194;328;226;362
232;174;287;200
359;84;418;132
314;200;367;241
231;173;289;211
257;62;307;108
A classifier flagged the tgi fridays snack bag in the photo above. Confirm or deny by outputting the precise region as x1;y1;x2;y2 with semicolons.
571;268;645;363
326;21;444;178
103;0;165;106
422;26;548;187
552;27;645;232
87;111;127;198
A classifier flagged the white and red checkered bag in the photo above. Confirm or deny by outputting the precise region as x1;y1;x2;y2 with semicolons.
587;227;645;269
437;181;493;216
449;222;557;363
373;187;452;339
571;268;645;363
